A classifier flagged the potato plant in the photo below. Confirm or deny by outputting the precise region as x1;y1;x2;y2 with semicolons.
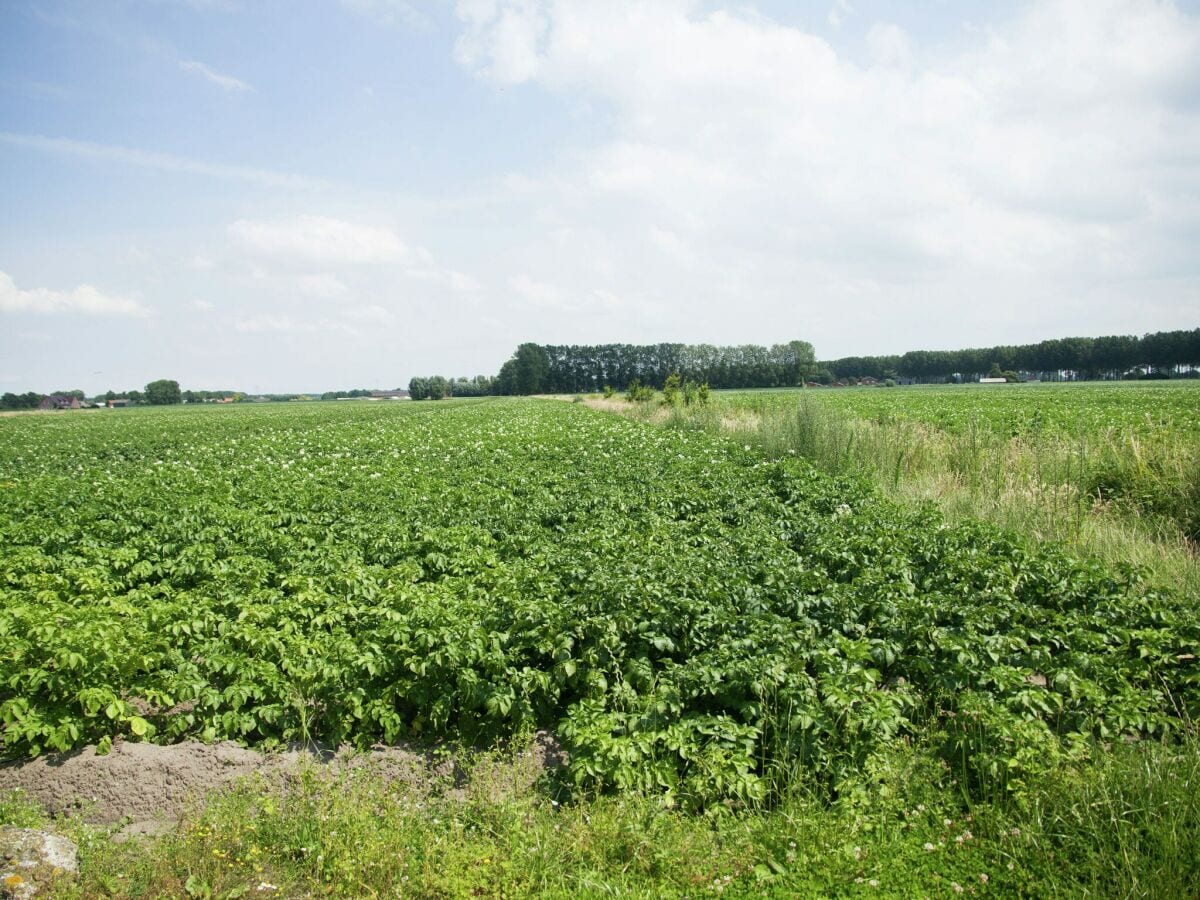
0;401;1196;807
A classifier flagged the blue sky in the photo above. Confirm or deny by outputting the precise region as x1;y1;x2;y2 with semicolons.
2;0;1198;393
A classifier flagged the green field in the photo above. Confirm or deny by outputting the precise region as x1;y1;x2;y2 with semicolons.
643;381;1200;598
1;398;1198;896
720;380;1200;438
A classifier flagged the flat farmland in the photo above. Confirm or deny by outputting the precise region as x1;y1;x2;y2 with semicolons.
638;381;1200;597
1;399;1196;806
720;380;1200;438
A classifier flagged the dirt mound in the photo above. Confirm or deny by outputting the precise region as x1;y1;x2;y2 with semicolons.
0;733;565;827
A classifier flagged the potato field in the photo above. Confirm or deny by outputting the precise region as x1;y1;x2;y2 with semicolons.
2;399;1196;812
721;380;1200;439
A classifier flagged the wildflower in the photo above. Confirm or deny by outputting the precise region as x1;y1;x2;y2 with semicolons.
869;879;879;888
256;883;279;893
924;843;936;852
951;883;964;894
979;873;989;884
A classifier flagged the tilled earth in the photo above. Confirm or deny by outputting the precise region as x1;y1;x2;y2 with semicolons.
0;732;566;829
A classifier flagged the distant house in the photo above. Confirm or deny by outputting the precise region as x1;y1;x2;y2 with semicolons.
370;390;410;400
108;398;131;408
859;377;879;386
39;395;81;411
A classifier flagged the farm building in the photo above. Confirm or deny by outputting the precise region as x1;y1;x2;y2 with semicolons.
38;395;81;410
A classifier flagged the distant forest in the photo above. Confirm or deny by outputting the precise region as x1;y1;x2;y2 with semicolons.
825;328;1200;384
460;328;1199;396
6;328;1197;410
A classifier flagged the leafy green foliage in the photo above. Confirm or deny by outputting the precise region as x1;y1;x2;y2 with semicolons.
662;373;682;407
0;401;1195;810
624;380;654;402
144;379;182;406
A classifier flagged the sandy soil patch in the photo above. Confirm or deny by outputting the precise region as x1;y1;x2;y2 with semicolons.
0;733;566;828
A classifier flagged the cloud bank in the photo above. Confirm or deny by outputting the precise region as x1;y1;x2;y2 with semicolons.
451;0;1200;350
0;272;148;317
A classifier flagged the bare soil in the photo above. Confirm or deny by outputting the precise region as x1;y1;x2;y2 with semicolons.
0;733;565;828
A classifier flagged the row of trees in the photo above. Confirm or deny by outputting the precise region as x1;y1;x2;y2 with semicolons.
319;389;374;400
408;375;497;400
494;341;819;394
826;329;1200;383
0;392;48;410
0;379;186;410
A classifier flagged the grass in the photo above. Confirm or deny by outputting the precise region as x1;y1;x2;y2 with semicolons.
615;390;1200;597
5;730;1197;897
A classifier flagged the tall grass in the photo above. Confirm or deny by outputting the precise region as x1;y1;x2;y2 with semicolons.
1009;731;1200;896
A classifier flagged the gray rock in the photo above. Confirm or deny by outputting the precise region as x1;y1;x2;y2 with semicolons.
0;828;78;898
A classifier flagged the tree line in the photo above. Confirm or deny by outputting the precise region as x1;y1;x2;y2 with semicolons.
7;328;1195;410
407;376;497;400
827;329;1200;383
0;379;189;410
410;330;1198;400
492;341;818;394
409;341;817;399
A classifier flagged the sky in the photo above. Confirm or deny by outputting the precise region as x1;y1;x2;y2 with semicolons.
1;0;1198;394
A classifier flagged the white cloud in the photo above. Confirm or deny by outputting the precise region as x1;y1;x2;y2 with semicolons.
0;132;329;191
0;271;149;317
407;267;483;293
454;0;550;82
866;23;911;69
179;60;252;92
509;273;629;315
228;216;415;265
232;314;358;336
228;216;483;294
510;272;564;308
345;304;396;324
828;0;853;30
296;272;349;299
451;0;1200;353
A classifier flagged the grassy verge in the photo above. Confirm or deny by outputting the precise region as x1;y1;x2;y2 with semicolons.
605;394;1200;597
4;732;1197;897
